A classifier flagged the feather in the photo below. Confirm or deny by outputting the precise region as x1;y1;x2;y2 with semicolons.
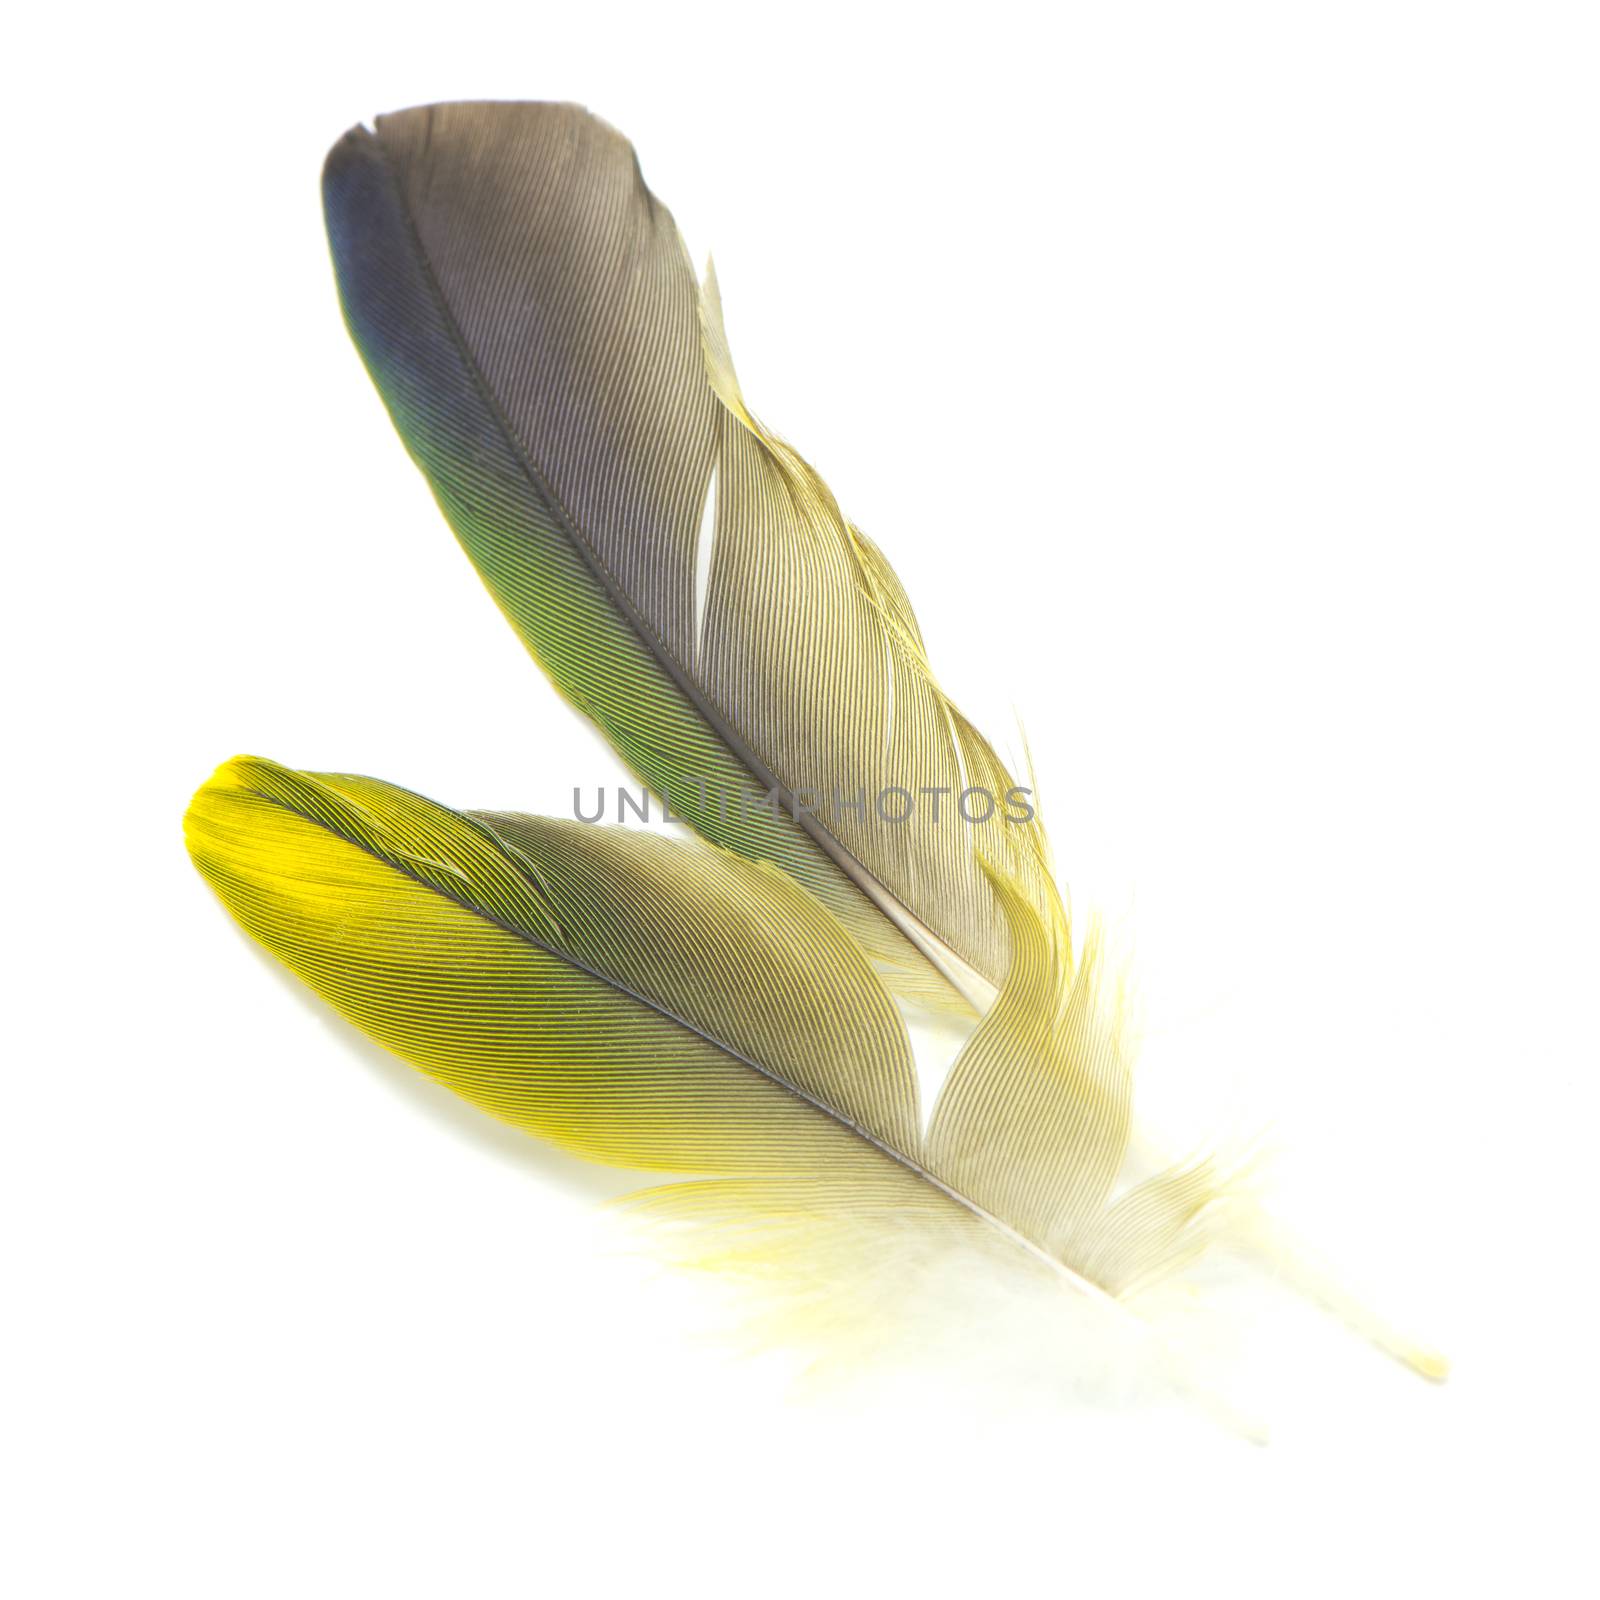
186;755;1259;1414
321;100;1055;1015
317;103;1446;1385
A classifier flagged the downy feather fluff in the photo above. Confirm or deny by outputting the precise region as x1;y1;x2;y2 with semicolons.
187;757;1239;1405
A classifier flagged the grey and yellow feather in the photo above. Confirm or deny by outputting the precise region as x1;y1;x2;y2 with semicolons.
187;757;1228;1358
248;101;1446;1390
322;101;1055;1013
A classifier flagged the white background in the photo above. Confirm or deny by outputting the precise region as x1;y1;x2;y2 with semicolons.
6;2;1597;1594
